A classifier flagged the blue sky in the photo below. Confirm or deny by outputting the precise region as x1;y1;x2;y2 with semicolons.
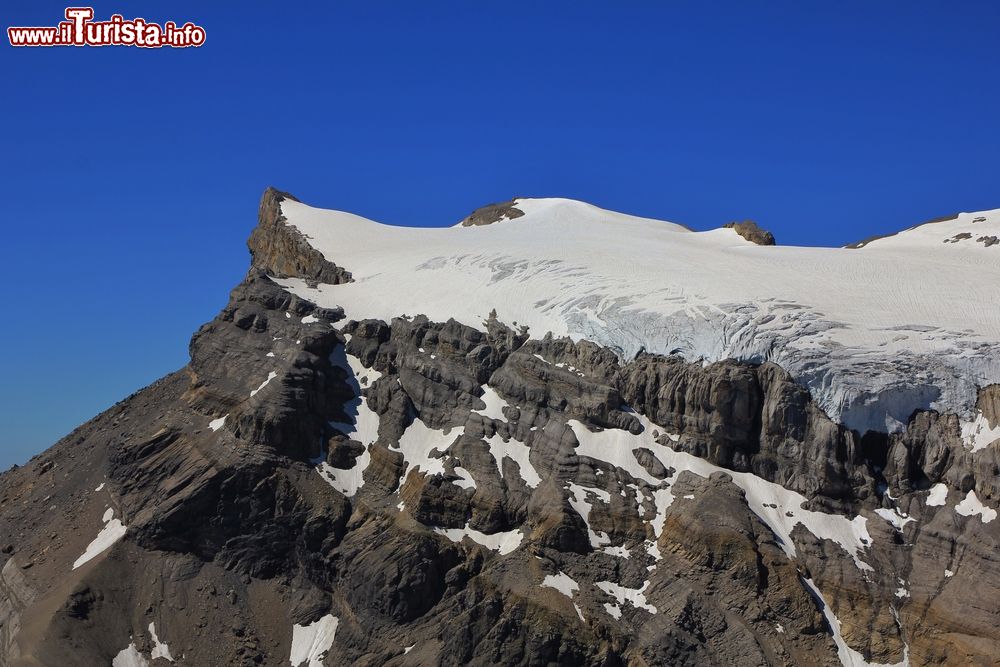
1;1;998;468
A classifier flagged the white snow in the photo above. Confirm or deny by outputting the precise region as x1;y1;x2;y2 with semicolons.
250;371;278;397
569;415;875;571
404;644;415;654
567;482;611;547
451;466;477;490
925;483;948;507
208;415;227;432
596;580;657;614
960;411;1000;453
486;432;541;488
874;508;916;531
301;314;319;324
803;577;909;667
955;490;997;523
290;614;338;667
776;624;785;634
148;622;174;662
944;569;954;578
604;603;621;620
434;524;523;555
72;507;127;570
473;386;511;421
94;483;105;492
317;350;382;497
602;545;630;559
394;419;464;484
275;198;1000;435
112;643;147;667
541;571;579;598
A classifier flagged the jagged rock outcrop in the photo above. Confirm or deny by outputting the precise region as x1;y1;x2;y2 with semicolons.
248;187;353;285
1;189;997;666
723;220;776;245
459;200;525;227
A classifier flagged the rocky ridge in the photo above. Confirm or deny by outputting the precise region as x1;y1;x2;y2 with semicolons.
0;189;998;666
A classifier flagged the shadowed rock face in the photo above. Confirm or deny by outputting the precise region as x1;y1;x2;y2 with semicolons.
1;189;997;666
723;220;776;245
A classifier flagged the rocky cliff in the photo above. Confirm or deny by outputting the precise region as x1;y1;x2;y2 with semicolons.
0;189;997;667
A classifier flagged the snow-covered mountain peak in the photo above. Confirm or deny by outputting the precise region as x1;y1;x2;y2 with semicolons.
277;195;1000;435
847;208;1000;251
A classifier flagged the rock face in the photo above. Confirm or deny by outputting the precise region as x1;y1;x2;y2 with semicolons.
1;190;998;666
459;199;525;227
723;220;776;245
248;188;353;286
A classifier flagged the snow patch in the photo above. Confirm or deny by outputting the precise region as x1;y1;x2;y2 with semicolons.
955;490;997;523
434;525;522;555
317;349;382;497
874;508;915;532
567;482;611;547
925;483;948;507
394;419;465;483
290;614;339;667
73;508;127;570
208;415;227;432
473;386;510;421
149;622;174;662
112;643;147;667
250;371;278;397
596;580;657;614
451;466;477;490
541;571;579;598
961;411;1000;452
486;432;541;488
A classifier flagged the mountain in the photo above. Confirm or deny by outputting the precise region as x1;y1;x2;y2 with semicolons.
1;188;998;667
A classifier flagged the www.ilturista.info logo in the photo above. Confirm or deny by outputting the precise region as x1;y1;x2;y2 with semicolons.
8;7;205;48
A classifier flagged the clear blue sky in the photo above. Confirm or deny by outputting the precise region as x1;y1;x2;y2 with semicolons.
2;1;998;468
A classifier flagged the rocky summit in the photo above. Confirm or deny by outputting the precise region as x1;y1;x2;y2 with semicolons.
2;189;999;667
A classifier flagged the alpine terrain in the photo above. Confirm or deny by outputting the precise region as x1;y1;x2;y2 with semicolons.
2;188;999;667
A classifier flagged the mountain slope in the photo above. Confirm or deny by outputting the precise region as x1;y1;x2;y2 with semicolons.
276;196;1000;435
0;188;998;667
